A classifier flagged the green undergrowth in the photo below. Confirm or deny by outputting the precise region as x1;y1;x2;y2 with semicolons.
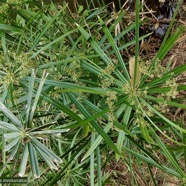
0;0;185;185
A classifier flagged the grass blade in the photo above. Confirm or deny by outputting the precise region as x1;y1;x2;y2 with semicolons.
152;129;186;177
140;98;186;134
82;122;112;161
134;0;140;87
0;24;22;32
90;133;95;186
67;92;120;155
98;16;130;80
30;7;65;52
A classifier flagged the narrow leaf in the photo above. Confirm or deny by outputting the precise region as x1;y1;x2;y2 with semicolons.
30;129;70;135
34;145;58;170
82;122;112;161
28;142;40;178
129;56;141;86
29;70;48;122
0;24;22;32
19;144;29;177
0;121;20;131
4;137;20;152
0;102;22;128
31;137;62;163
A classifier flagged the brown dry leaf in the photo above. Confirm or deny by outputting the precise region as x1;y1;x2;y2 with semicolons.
163;183;177;186
129;57;141;86
154;22;159;30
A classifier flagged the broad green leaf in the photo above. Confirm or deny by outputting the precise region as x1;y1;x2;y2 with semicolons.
19;9;51;22
39;55;99;69
146;85;186;93
1;31;9;63
142;64;186;89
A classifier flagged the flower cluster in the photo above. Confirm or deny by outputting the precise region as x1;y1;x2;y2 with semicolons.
99;63;115;89
135;102;154;117
0;3;9;14
7;0;23;5
135;115;147;126
0;51;35;90
0;72;18;86
103;63;115;74
140;59;166;79
152;78;178;113
122;82;142;105
164;78;178;99
106;91;117;109
0;1;23;16
106;91;117;122
66;61;83;82
153;101;169;113
100;78;114;89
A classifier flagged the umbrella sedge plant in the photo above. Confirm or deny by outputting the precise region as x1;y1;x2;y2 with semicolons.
0;0;186;185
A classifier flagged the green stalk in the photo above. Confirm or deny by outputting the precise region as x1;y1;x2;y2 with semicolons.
147;164;157;186
96;146;102;186
90;133;95;186
2;129;6;164
134;0;140;87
